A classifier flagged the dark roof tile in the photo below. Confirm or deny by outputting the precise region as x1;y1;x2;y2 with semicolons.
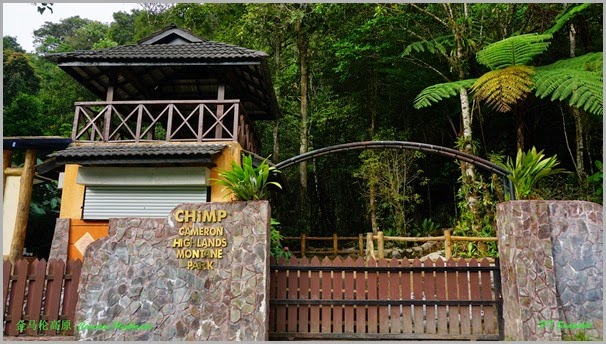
51;143;226;159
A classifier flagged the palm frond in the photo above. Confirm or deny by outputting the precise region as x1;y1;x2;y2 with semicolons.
471;65;535;112
413;79;477;109
533;63;603;116
476;33;552;70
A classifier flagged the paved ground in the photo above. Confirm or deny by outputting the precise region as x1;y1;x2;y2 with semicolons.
2;336;75;341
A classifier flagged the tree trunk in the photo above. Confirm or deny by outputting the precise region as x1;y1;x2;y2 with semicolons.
296;22;309;200
568;22;587;182
515;110;525;151
369;68;379;234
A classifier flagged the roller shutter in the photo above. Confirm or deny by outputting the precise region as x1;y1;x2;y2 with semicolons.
82;185;208;220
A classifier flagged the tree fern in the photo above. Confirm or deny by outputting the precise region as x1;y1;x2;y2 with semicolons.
413;79;477;109
402;35;452;56
544;3;592;35
471;65;535;112
476;33;552;70
534;53;603;116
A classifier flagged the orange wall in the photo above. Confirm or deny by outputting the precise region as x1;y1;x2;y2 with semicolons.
210;142;241;202
68;219;109;260
59;164;85;219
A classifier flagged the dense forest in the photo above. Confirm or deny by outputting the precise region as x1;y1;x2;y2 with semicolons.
3;3;603;256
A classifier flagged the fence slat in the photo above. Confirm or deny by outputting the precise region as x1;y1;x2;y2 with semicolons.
43;259;65;336
377;259;389;333
480;258;495;334
446;258;460;335
25;259;47;336
62;259;82;335
400;259;413;334
3;260;11;316
321;257;332;333
309;256;321;333
287;256;299;333
388;258;401;334
435;259;448;334
343;257;355;333
411;258;424;334
298;257;310;333
275;257;288;333
354;257;366;333
424;259;437;334
469;258;483;334
332;257;344;333
6;259;29;336
457;259;471;335
366;258;378;334
269;257;277;332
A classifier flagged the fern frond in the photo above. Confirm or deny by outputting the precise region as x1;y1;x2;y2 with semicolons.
471;65;535;112
544;3;592;35
413;79;477;109
533;67;603;116
402;35;453;57
538;52;602;72
476;33;552;70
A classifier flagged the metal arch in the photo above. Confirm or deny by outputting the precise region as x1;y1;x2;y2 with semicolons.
275;141;515;200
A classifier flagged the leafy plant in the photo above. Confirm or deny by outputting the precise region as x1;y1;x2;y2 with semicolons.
270;219;292;259
214;154;282;201
586;160;603;204
496;147;569;200
412;218;440;237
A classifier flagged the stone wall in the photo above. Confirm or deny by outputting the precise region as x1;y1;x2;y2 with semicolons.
496;200;603;341
75;201;270;341
48;218;69;261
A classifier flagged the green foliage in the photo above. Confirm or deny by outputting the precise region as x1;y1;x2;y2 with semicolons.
3;93;45;136
30;181;61;219
413;79;477;109
544;3;592;35
496;147;569;200
411;218;440;237
471;65;535;112
3;49;40;104
402;36;451;56
476;33;552;70
214;154;282;201
587;160;603;204
533;53;603;116
270;219;293;260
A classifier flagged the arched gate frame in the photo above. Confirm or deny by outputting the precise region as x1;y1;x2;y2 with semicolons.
275;140;515;200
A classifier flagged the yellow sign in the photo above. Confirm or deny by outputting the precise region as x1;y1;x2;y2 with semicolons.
173;209;229;270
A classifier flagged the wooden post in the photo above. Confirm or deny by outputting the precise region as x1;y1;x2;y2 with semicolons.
103;85;115;141
215;84;225;139
444;229;452;259
358;234;364;257
333;233;338;256
9;149;36;263
301;233;306;258
366;232;375;260
3;149;13;193
377;231;385;259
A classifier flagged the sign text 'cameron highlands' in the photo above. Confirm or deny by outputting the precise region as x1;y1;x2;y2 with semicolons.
172;209;228;270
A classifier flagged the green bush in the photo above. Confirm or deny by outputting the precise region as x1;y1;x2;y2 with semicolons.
214;154;282;201
496;147;568;200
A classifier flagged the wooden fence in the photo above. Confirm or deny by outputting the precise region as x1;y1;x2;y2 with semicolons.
3;259;82;337
283;230;498;259
269;256;503;340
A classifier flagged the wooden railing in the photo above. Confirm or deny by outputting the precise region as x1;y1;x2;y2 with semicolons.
269;256;504;340
72;100;259;152
3;259;81;337
282;230;498;260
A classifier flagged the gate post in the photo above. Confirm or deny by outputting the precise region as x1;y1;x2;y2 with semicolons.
496;200;603;341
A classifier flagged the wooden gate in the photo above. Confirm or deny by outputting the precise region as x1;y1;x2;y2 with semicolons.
3;259;81;337
269;256;503;340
